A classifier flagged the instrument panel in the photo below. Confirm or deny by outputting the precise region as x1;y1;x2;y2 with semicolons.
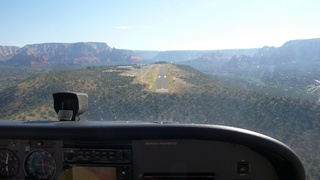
0;121;305;180
0;140;63;180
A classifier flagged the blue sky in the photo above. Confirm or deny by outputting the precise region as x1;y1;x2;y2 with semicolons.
0;0;319;50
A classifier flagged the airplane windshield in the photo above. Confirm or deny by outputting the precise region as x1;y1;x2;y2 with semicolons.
0;0;319;179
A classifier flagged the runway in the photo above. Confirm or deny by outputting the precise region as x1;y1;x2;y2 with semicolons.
156;65;169;92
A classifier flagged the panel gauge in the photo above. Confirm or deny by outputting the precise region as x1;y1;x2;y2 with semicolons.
24;150;56;180
0;148;19;178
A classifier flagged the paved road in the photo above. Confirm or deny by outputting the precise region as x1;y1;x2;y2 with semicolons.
156;65;169;92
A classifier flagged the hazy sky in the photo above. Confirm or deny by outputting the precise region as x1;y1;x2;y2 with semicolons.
0;0;319;50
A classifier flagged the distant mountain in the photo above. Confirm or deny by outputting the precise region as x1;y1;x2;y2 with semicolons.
149;48;258;64
1;38;320;74
153;50;212;62
0;42;148;67
177;48;258;72
131;50;160;60
0;42;259;68
223;38;320;79
0;46;20;61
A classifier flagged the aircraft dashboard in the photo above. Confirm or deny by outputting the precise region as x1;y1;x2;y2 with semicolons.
0;120;305;180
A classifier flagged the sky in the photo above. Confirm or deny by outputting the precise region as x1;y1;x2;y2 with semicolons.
0;0;319;50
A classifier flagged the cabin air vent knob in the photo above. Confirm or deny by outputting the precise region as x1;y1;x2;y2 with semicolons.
52;92;88;121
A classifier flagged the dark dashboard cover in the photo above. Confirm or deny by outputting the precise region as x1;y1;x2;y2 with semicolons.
0;120;305;180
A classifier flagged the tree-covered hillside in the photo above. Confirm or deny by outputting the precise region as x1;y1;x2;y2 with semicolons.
0;65;319;179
